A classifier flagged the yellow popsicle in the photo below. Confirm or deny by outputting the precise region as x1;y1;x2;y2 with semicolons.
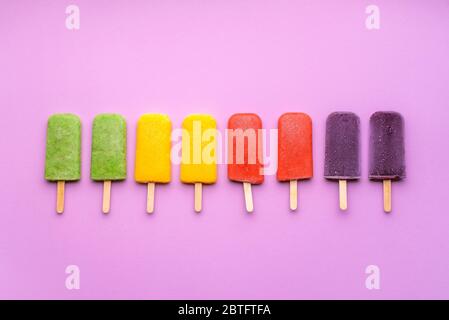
135;114;171;213
180;114;217;212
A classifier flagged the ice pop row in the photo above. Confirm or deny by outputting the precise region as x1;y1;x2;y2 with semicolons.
45;111;405;214
324;112;405;212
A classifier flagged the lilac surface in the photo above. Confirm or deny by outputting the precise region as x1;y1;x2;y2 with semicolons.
369;112;406;180
324;112;361;180
1;0;449;299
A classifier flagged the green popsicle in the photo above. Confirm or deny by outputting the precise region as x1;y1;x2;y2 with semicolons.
45;113;81;213
90;114;127;213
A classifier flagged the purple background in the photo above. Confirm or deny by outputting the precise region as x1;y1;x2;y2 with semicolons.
1;0;449;299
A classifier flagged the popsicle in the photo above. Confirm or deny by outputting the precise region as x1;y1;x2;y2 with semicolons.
228;113;263;213
45;114;81;213
135;114;171;213
91;114;127;213
369;111;405;213
277;113;313;210
324;112;360;210
180;114;217;212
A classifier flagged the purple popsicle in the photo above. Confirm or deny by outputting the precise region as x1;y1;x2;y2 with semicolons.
369;111;405;212
324;112;360;210
369;112;405;180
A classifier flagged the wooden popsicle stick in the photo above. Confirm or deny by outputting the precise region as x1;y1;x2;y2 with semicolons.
102;180;111;214
338;180;347;211
147;182;155;214
243;182;254;213
56;181;65;214
194;183;202;213
383;179;392;213
290;180;298;211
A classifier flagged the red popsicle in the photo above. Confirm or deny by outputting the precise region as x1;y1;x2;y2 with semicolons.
228;113;264;212
277;113;313;210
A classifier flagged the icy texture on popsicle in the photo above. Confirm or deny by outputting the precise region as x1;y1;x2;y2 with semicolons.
45;114;81;181
369;111;405;180
135;114;171;183
180;114;217;184
277;112;313;181
91;114;127;181
228;113;264;184
324;112;360;180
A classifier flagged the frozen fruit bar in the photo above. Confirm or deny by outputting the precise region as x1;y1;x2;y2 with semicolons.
180;114;217;184
228;113;263;184
369;111;405;213
369;112;405;180
277;112;313;210
135;114;171;213
91;114;127;181
45;114;81;181
324;112;360;210
181;114;217;212
277;112;313;181
91;114;127;213
45;113;81;213
324;112;360;180
135;114;171;183
227;113;263;212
